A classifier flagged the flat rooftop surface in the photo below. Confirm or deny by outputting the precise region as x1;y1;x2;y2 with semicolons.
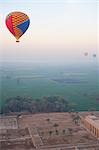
85;115;99;128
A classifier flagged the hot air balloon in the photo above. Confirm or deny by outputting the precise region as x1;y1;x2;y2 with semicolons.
6;11;30;42
84;52;88;56
93;54;96;58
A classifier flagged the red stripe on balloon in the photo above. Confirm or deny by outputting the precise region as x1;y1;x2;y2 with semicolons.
6;15;15;36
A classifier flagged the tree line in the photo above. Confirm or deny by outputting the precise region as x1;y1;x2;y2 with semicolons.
0;96;74;114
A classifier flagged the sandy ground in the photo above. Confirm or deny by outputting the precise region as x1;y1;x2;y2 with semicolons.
0;112;99;150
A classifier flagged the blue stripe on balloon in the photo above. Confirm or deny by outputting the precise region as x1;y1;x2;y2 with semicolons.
17;19;30;34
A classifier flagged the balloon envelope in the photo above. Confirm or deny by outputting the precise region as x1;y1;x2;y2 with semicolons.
93;54;96;57
84;52;88;56
6;11;30;42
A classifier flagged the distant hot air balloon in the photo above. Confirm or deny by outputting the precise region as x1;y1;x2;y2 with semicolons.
6;11;30;42
93;54;96;58
84;52;88;56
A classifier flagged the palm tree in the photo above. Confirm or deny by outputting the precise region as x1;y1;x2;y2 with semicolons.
68;128;73;142
49;131;53;136
68;128;73;135
55;129;59;135
53;123;59;135
62;129;66;135
53;123;59;129
46;118;50;122
73;112;80;125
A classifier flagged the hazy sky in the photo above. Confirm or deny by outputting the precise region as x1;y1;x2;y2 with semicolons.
0;0;98;63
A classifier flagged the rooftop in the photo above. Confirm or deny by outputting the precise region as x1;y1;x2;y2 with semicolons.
85;115;99;129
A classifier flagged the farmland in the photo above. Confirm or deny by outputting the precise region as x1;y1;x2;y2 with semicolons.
0;61;99;111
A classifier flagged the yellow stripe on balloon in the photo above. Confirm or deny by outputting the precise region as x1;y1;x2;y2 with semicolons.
11;12;29;40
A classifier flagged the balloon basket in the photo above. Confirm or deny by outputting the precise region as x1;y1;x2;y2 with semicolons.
16;40;20;43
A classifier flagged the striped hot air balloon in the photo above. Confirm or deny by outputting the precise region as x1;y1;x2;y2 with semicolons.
6;11;30;42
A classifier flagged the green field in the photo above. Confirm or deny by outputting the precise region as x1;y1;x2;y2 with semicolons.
0;62;99;111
